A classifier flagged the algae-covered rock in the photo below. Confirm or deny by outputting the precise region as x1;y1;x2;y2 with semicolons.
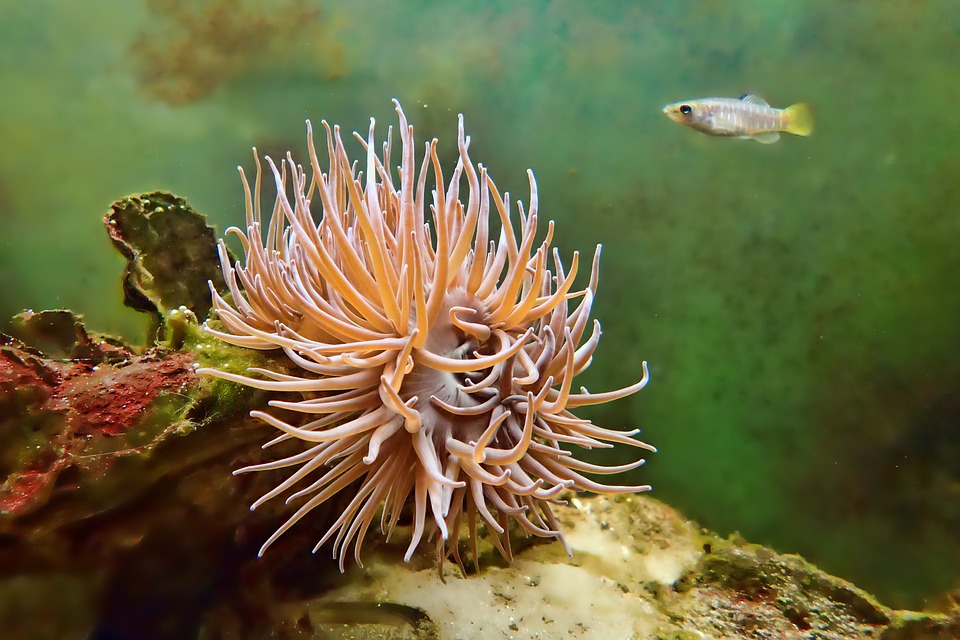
219;495;958;640
0;197;269;555
0;308;284;571
9;310;130;365
0;193;292;638
105;191;229;335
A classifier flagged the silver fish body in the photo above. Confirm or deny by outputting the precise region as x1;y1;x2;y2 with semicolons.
662;94;814;144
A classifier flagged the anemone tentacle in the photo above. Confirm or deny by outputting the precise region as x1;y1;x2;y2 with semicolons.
199;100;654;571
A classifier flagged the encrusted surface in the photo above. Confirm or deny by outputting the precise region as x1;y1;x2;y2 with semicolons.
105;191;228;330
254;495;958;640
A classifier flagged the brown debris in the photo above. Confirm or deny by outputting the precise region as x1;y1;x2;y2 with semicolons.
129;0;345;106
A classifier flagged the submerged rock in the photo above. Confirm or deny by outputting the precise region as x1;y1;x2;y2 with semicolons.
219;494;957;640
105;191;229;339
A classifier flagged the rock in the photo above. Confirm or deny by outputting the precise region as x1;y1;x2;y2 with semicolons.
214;495;959;640
105;191;229;338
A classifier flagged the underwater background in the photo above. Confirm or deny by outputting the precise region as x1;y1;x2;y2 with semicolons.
1;0;958;611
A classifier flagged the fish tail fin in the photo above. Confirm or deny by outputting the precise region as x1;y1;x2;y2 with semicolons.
784;102;814;136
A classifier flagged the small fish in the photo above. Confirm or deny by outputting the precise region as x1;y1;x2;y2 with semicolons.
661;94;814;144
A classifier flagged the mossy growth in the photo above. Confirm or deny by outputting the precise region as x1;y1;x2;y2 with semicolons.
105;190;230;341
694;534;890;625
162;304;278;427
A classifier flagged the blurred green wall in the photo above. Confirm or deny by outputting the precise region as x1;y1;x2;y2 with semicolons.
1;0;958;608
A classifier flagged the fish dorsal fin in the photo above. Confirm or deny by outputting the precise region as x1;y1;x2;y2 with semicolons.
739;93;770;106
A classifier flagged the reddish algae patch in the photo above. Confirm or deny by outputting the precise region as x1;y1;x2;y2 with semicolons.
58;352;195;438
0;338;197;517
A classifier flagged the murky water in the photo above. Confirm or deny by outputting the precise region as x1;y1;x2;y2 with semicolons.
1;0;958;620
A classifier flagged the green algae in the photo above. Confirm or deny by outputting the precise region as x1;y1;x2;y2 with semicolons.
690;535;890;626
658;526;957;640
9;310;130;365
165;306;267;418
882;612;960;640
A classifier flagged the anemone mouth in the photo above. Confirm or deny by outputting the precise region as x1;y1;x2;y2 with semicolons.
198;99;653;572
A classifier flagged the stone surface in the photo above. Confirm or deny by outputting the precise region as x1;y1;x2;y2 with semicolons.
233;495;959;640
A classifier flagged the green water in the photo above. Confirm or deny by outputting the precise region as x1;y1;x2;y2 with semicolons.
2;0;958;609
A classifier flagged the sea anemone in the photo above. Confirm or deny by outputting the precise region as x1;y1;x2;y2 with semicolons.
197;100;653;571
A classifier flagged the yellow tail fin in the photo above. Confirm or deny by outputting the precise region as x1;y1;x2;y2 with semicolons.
784;102;814;136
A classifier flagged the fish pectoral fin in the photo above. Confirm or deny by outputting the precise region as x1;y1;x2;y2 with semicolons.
751;131;781;144
739;93;770;106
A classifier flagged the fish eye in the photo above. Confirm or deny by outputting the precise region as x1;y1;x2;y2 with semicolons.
679;104;692;115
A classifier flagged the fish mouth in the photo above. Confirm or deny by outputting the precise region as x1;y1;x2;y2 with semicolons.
661;105;682;122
